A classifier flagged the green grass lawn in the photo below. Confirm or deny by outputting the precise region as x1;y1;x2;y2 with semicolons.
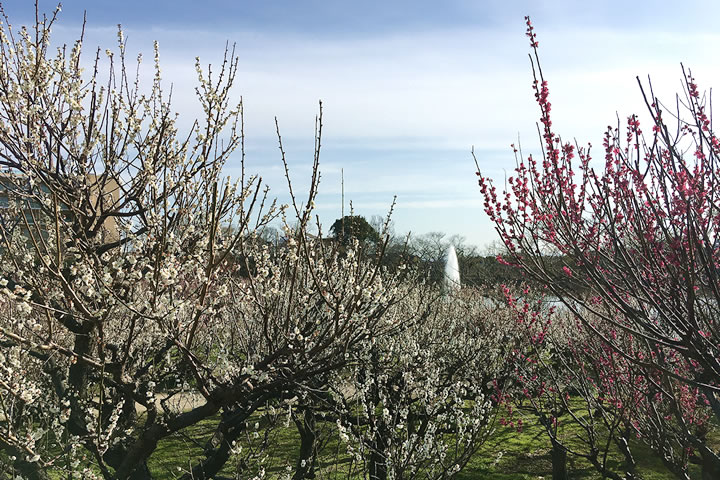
461;415;698;480
145;409;703;479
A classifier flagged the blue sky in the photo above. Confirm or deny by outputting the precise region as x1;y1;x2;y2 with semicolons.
5;1;720;248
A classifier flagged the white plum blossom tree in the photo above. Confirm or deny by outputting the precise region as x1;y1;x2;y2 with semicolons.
317;287;519;480
0;5;430;479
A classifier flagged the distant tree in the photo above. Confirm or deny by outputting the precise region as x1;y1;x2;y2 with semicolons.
330;215;381;244
369;214;395;238
406;232;479;284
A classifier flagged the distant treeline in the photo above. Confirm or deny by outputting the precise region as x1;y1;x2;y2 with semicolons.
245;215;577;292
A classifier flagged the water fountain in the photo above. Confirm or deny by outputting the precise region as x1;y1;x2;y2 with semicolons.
444;244;461;291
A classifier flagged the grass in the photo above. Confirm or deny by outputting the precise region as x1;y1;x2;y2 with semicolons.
144;408;704;479
17;400;703;479
460;414;697;480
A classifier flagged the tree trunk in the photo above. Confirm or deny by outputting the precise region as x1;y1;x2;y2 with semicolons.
293;407;318;479
700;452;720;480
104;444;153;480
550;439;568;480
128;464;153;480
179;406;255;480
13;457;51;480
369;449;388;480
617;427;638;480
67;331;93;437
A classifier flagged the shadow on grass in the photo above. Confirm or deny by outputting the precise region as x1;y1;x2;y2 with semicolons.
146;408;703;479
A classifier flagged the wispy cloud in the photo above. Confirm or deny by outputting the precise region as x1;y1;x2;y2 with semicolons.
4;1;720;246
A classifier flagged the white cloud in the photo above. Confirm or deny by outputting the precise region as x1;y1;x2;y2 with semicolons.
41;20;720;247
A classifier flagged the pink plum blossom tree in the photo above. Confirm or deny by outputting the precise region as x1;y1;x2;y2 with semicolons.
478;16;720;480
